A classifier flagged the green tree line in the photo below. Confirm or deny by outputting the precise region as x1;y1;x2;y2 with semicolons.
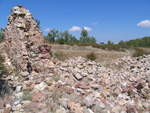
45;28;97;44
118;36;150;47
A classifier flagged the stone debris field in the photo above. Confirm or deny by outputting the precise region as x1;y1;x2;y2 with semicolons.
0;5;150;113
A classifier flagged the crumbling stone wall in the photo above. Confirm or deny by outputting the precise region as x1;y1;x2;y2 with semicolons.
4;5;51;72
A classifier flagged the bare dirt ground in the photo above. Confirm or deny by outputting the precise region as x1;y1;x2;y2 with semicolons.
51;44;133;65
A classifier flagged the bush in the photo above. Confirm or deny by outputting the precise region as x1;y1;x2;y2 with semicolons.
56;38;65;44
133;48;147;57
86;52;96;61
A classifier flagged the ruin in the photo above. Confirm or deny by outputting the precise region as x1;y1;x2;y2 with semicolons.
4;5;51;73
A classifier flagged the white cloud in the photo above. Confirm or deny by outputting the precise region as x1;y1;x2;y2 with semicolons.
44;28;51;32
84;27;92;32
68;26;81;32
92;22;98;26
137;20;150;27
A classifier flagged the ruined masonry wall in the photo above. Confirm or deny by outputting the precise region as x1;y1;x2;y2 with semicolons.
4;5;51;72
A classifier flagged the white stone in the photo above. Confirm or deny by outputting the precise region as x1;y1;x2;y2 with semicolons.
20;71;29;77
14;100;21;105
74;73;82;80
34;82;47;91
16;86;22;92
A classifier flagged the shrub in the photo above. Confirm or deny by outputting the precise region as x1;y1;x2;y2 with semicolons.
65;42;75;46
133;48;147;57
86;52;96;61
56;38;65;44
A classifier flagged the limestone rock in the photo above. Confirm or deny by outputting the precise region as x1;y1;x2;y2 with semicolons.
74;73;82;80
20;71;29;77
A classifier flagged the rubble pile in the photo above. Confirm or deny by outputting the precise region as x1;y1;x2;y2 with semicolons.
0;5;150;113
1;55;150;113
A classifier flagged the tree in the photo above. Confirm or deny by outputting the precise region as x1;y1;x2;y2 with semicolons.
80;29;88;43
46;29;59;42
89;36;96;43
118;40;125;45
63;30;71;43
56;38;65;44
56;31;64;44
107;40;114;45
121;36;150;47
69;36;79;43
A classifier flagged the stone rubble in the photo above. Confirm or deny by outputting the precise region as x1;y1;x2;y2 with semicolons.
0;5;150;113
1;54;150;113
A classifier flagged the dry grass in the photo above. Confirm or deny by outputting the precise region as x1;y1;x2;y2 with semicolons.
51;44;132;63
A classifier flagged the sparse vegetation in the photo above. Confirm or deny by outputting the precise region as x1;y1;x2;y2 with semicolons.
54;51;65;61
86;52;97;61
0;56;8;78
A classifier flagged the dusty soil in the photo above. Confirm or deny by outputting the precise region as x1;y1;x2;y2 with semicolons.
51;44;133;64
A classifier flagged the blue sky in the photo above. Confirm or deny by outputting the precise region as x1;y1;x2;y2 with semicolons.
0;0;150;43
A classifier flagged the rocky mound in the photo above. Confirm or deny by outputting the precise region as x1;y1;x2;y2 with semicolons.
0;5;150;113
